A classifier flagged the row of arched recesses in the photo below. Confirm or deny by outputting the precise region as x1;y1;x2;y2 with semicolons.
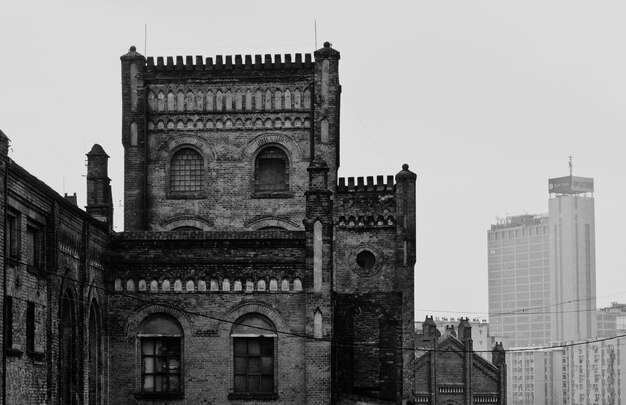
337;215;396;227
114;277;304;293
167;144;291;195
59;288;103;405
147;116;311;131
147;87;311;113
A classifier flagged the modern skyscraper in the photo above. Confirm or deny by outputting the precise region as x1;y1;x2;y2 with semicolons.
548;173;596;342
488;214;551;347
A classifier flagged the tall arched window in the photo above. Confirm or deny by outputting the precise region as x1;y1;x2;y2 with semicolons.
170;148;204;193
88;301;103;405
138;314;183;395
254;147;289;192
60;290;78;405
231;313;276;396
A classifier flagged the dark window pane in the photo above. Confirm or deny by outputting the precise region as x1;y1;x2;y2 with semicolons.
248;339;260;356
234;357;247;373
248;358;260;373
261;376;274;392
234;338;247;355
142;339;154;355
260;337;273;356
234;375;247;392
261;356;274;373
154;376;163;392
248;375;260;392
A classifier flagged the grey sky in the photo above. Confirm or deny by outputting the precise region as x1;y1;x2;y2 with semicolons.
2;1;625;320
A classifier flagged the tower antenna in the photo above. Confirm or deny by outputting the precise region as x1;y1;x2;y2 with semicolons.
568;155;573;177
144;24;148;55
314;20;317;49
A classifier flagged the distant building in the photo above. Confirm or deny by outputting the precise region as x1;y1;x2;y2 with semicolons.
548;174;596;342
414;317;507;405
488;171;597;347
487;214;551;347
508;337;626;405
416;316;494;360
596;302;626;338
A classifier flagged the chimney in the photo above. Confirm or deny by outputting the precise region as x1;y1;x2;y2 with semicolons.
492;342;506;368
422;316;441;342
444;324;457;338
64;193;78;206
86;144;113;231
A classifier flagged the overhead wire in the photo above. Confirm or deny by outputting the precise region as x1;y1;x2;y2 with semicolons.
16;267;626;355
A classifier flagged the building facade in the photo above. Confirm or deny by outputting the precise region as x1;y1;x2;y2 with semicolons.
0;43;420;405
414;317;507;405
0;131;110;404
487;214;551;347
508;337;626;405
106;43;416;404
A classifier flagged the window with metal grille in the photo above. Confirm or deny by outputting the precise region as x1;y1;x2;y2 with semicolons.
254;147;288;192
170;148;204;192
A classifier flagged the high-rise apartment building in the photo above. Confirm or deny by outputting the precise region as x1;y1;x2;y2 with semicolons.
488;214;551;347
508;337;626;405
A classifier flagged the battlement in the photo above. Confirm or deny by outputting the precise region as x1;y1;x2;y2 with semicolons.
145;53;315;73
337;175;395;193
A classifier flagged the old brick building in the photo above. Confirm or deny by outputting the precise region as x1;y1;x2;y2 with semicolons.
106;42;416;404
414;317;507;405
0;42;518;404
0;131;109;404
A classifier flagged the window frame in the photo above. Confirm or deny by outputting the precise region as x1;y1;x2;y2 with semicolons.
252;145;293;198
25;220;44;272
229;313;278;400
6;211;19;262
136;314;184;400
166;146;207;199
26;301;35;356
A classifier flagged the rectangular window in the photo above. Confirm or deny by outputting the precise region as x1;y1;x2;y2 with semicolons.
4;296;13;349
26;223;43;268
141;337;181;393
26;301;35;355
234;337;274;393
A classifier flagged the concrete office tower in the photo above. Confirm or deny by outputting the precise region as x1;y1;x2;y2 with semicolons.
488;214;551;347
548;174;596;342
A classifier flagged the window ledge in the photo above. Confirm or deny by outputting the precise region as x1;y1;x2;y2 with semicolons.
166;191;207;200
134;392;184;400
228;392;279;401
251;191;294;199
6;257;19;267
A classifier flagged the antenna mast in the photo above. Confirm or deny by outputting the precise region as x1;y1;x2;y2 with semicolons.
568;155;573;177
314;20;317;49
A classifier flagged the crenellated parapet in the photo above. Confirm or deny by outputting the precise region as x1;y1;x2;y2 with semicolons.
335;175;397;228
145;53;315;75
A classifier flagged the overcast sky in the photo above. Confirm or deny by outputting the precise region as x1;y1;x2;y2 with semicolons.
2;1;625;320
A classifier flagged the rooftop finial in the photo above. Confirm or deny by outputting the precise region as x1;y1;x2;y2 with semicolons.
323;41;331;48
402;163;409;171
568;155;573;176
130;45;136;52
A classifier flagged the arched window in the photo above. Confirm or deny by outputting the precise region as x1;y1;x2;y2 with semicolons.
138;314;183;395
60;290;78;405
170;148;204;193
254;147;289;192
232;313;276;395
88;301;103;405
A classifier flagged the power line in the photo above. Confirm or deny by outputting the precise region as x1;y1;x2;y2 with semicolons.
26;267;626;354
